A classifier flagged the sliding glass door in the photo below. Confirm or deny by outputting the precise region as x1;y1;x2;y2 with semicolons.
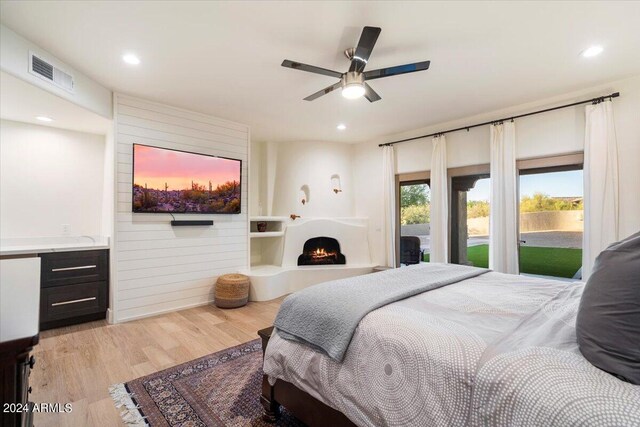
518;162;583;279
397;173;430;265
450;172;490;267
399;154;583;276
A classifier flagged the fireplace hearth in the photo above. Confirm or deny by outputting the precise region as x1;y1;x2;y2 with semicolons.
297;237;346;266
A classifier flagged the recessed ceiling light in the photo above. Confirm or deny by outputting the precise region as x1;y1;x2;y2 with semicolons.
337;124;347;131
581;45;604;58
122;53;141;65
35;116;53;122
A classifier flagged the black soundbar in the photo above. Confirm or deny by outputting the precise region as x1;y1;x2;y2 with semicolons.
170;220;214;226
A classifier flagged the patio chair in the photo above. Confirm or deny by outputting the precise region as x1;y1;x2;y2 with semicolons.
400;236;423;265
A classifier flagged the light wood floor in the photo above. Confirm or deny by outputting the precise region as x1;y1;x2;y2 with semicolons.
30;298;284;427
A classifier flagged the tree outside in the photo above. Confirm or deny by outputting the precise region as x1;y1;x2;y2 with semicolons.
520;192;583;213
400;184;430;225
401;189;583;223
466;192;583;219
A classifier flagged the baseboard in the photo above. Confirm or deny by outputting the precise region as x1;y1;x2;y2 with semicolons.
113;298;215;324
106;308;114;324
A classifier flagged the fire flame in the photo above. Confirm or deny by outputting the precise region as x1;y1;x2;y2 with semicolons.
300;245;342;265
310;247;337;258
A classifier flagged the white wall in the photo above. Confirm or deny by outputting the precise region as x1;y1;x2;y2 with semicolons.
0;24;112;119
252;141;356;218
354;75;640;265
249;140;262;216
0;119;106;239
113;94;249;322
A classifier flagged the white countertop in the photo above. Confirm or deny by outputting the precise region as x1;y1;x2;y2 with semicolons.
0;236;110;256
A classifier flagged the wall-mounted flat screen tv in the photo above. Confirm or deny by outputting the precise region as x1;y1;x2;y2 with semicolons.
132;144;241;214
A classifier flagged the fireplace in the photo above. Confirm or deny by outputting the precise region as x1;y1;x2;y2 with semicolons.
297;237;346;266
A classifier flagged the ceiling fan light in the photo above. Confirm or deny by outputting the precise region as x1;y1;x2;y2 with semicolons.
342;84;366;99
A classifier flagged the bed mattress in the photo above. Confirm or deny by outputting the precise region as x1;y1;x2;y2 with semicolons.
263;271;640;426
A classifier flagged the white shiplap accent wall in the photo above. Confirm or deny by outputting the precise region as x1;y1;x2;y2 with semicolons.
113;94;249;322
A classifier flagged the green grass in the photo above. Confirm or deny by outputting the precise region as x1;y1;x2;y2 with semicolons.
423;244;582;278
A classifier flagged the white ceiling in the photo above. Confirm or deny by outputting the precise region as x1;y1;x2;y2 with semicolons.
0;71;112;135
1;1;639;144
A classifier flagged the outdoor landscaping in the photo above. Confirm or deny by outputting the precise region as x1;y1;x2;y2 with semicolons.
401;182;584;279
423;244;582;278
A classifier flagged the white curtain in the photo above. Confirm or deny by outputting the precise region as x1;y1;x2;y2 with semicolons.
489;121;519;274
382;145;397;267
429;135;448;263
583;100;619;278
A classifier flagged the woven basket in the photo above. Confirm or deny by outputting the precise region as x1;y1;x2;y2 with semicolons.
215;273;250;308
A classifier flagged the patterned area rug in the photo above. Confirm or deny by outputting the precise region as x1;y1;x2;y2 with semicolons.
110;339;303;426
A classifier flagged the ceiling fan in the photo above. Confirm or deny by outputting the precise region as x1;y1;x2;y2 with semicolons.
282;26;430;102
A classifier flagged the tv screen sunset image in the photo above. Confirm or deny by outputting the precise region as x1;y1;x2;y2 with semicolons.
132;144;241;214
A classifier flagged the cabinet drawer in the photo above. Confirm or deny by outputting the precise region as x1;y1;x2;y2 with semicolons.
40;281;107;323
40;250;108;287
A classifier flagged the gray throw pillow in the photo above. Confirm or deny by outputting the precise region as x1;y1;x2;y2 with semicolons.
576;231;640;384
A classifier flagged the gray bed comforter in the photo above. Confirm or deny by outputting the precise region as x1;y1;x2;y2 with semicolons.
274;263;488;361
264;266;640;427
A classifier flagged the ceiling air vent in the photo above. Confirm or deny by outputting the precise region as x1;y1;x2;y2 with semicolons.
29;52;75;93
31;55;53;80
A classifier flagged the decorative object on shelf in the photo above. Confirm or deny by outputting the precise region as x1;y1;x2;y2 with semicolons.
290;214;301;221
214;274;250;308
257;221;267;232
299;184;310;205
331;174;342;194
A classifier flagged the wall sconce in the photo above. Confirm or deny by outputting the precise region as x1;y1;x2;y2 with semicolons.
331;174;342;194
299;185;310;205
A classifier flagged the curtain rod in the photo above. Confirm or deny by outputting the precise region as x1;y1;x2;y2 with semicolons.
378;91;620;147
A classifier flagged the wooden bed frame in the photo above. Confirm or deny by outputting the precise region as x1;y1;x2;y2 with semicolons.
258;327;356;426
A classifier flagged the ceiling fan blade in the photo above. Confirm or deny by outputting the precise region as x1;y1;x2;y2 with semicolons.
363;60;431;80
348;26;382;73
282;60;343;79
363;83;381;102
303;81;343;101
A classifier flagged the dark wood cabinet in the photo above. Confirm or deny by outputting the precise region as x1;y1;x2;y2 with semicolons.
40;250;108;288
39;250;109;330
0;335;38;427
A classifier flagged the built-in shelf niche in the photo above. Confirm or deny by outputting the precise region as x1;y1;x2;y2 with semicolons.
331;174;342;194
249;216;288;235
249;216;288;267
299;185;310;205
250;231;284;238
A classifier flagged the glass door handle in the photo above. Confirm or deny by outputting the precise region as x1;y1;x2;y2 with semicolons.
519;240;527;244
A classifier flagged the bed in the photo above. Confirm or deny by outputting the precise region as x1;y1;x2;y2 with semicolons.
260;264;640;426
